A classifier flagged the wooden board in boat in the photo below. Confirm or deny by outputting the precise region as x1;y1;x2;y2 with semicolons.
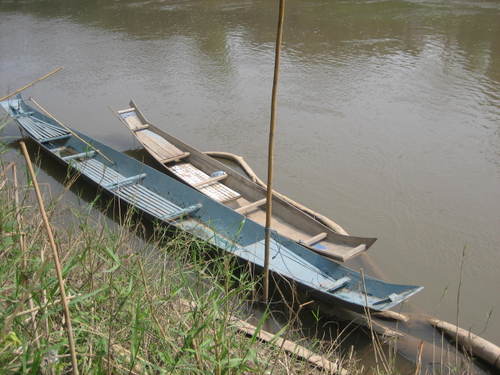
170;163;241;203
136;129;186;162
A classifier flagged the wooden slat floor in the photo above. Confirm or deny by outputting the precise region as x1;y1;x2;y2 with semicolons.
170;163;241;203
136;129;186;161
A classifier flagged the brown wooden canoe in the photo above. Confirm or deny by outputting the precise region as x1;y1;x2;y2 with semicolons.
116;100;377;262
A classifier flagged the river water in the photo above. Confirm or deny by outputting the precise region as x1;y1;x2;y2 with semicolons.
1;0;499;348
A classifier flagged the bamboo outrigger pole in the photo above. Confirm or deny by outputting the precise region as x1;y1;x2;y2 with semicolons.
263;0;286;302
0;67;63;102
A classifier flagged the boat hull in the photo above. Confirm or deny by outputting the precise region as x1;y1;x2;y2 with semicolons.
1;95;423;312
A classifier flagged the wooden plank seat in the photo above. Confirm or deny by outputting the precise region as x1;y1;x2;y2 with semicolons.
373;293;402;305
50;146;67;153
319;276;350;292
104;173;147;190
300;232;328;247
170;163;241;203
192;173;227;188
71;158;201;221
117;107;135;114
159;151;190;164
235;198;267;215
62;150;97;161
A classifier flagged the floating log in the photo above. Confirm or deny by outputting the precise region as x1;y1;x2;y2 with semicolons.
178;299;347;374
430;318;500;369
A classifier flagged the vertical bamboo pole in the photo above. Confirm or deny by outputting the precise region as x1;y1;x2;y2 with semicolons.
19;141;79;375
263;0;286;302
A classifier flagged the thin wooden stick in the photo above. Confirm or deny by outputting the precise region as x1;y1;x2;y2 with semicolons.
414;340;424;375
263;0;286;302
29;97;114;164
0;67;63;102
19;141;79;375
12;295;78;319
0;162;16;190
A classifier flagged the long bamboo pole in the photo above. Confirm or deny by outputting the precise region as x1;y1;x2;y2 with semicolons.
0;67;63;102
19;141;79;375
263;0;286;302
29;97;114;164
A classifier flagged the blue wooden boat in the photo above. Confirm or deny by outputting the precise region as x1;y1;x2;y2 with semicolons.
1;95;423;312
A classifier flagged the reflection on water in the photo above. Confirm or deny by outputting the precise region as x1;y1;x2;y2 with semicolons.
0;0;499;351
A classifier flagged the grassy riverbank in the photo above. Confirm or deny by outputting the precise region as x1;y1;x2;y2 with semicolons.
0;153;357;374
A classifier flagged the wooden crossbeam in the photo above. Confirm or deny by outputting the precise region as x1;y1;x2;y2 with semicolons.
319;276;350;292
192;173;227;188
50;146;66;153
161;203;202;221
117;107;135;114
104;173;147;190
62;151;97;161
235;198;267;215
133;125;149;132
160;152;190;164
301;232;327;246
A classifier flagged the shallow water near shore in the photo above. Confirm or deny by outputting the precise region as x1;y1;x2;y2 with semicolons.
1;0;499;353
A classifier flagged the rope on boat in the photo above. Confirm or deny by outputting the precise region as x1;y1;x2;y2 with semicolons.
204;150;500;370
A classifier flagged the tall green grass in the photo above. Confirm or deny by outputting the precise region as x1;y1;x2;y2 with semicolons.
0;139;481;375
0;156;350;374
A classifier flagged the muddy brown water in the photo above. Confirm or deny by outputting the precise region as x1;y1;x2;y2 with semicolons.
1;0;499;369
